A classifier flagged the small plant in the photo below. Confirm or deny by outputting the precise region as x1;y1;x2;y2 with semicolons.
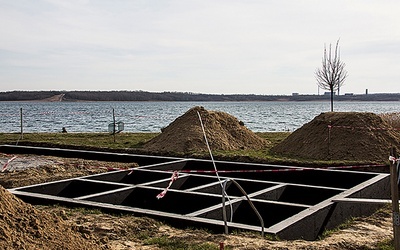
143;236;220;249
231;229;278;241
136;231;152;240
70;207;103;215
319;217;356;239
376;238;394;250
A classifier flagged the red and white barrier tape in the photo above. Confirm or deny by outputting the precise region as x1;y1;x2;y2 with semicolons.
1;156;18;172
156;170;179;199
172;164;386;174
328;125;400;131
389;156;400;164
83;163;387;174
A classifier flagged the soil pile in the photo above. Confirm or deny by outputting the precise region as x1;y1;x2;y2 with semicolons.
271;112;400;162
143;106;268;153
0;186;101;250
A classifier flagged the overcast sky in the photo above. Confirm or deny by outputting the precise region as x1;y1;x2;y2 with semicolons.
0;0;399;95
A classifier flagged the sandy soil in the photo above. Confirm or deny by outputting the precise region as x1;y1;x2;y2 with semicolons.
0;153;394;249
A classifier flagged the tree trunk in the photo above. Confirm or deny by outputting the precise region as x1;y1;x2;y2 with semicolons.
330;88;334;112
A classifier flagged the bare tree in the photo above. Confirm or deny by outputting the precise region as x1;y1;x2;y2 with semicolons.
315;39;348;112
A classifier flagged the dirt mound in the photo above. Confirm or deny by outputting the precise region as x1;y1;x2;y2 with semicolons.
271;112;400;163
0;186;101;250
143;106;268;153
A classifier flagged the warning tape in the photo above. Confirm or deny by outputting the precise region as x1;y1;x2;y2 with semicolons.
156;171;179;199
1;156;18;172
172;164;386;174
390;156;400;164
84;163;387;174
328;125;400;131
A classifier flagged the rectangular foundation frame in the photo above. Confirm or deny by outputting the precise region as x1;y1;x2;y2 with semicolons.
1;145;390;240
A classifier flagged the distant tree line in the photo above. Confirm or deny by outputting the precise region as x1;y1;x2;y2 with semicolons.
62;91;287;102
0;90;399;102
0;91;63;101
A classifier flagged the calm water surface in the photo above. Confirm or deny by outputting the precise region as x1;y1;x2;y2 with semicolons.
1;101;399;133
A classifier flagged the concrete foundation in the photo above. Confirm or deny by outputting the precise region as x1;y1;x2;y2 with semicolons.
1;145;390;240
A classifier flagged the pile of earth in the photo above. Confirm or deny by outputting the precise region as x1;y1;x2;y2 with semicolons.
143;106;268;153
271;112;400;163
0;185;102;250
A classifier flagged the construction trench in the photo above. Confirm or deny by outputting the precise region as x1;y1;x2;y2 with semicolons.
1;145;390;240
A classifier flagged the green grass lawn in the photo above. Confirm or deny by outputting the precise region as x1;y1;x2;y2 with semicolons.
0;132;158;150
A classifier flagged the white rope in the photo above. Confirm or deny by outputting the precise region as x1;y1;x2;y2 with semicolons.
197;111;233;222
197;111;220;181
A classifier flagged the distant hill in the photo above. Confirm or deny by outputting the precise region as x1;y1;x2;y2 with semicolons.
0;90;399;102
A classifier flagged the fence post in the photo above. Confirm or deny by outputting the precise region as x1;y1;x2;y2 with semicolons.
390;147;400;249
112;108;116;143
20;108;23;139
328;121;331;157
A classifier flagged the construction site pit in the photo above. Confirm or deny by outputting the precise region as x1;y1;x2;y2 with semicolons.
1;144;390;240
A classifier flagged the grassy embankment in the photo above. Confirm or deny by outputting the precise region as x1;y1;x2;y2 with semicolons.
0;131;366;166
1;112;398;165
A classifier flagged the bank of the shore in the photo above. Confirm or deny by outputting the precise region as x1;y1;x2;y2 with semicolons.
2;90;400;102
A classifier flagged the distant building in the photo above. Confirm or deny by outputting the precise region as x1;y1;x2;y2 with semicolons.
344;93;354;96
366;89;368;95
324;92;336;95
292;93;299;96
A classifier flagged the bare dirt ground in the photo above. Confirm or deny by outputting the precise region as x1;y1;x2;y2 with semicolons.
0;153;394;249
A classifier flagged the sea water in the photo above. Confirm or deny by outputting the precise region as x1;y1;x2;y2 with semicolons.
0;101;399;133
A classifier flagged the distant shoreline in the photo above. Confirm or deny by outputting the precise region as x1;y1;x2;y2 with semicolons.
1;90;400;102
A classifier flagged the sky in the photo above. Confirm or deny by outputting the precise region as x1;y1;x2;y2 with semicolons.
0;0;399;95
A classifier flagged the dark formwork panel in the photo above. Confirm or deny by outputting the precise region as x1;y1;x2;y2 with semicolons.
144;159;375;189
87;187;223;215
198;200;306;228
271;185;342;206
150;175;218;190
206;169;372;189
121;188;221;214
86;169;174;185
195;180;276;196
17;180;123;198
231;200;306;227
